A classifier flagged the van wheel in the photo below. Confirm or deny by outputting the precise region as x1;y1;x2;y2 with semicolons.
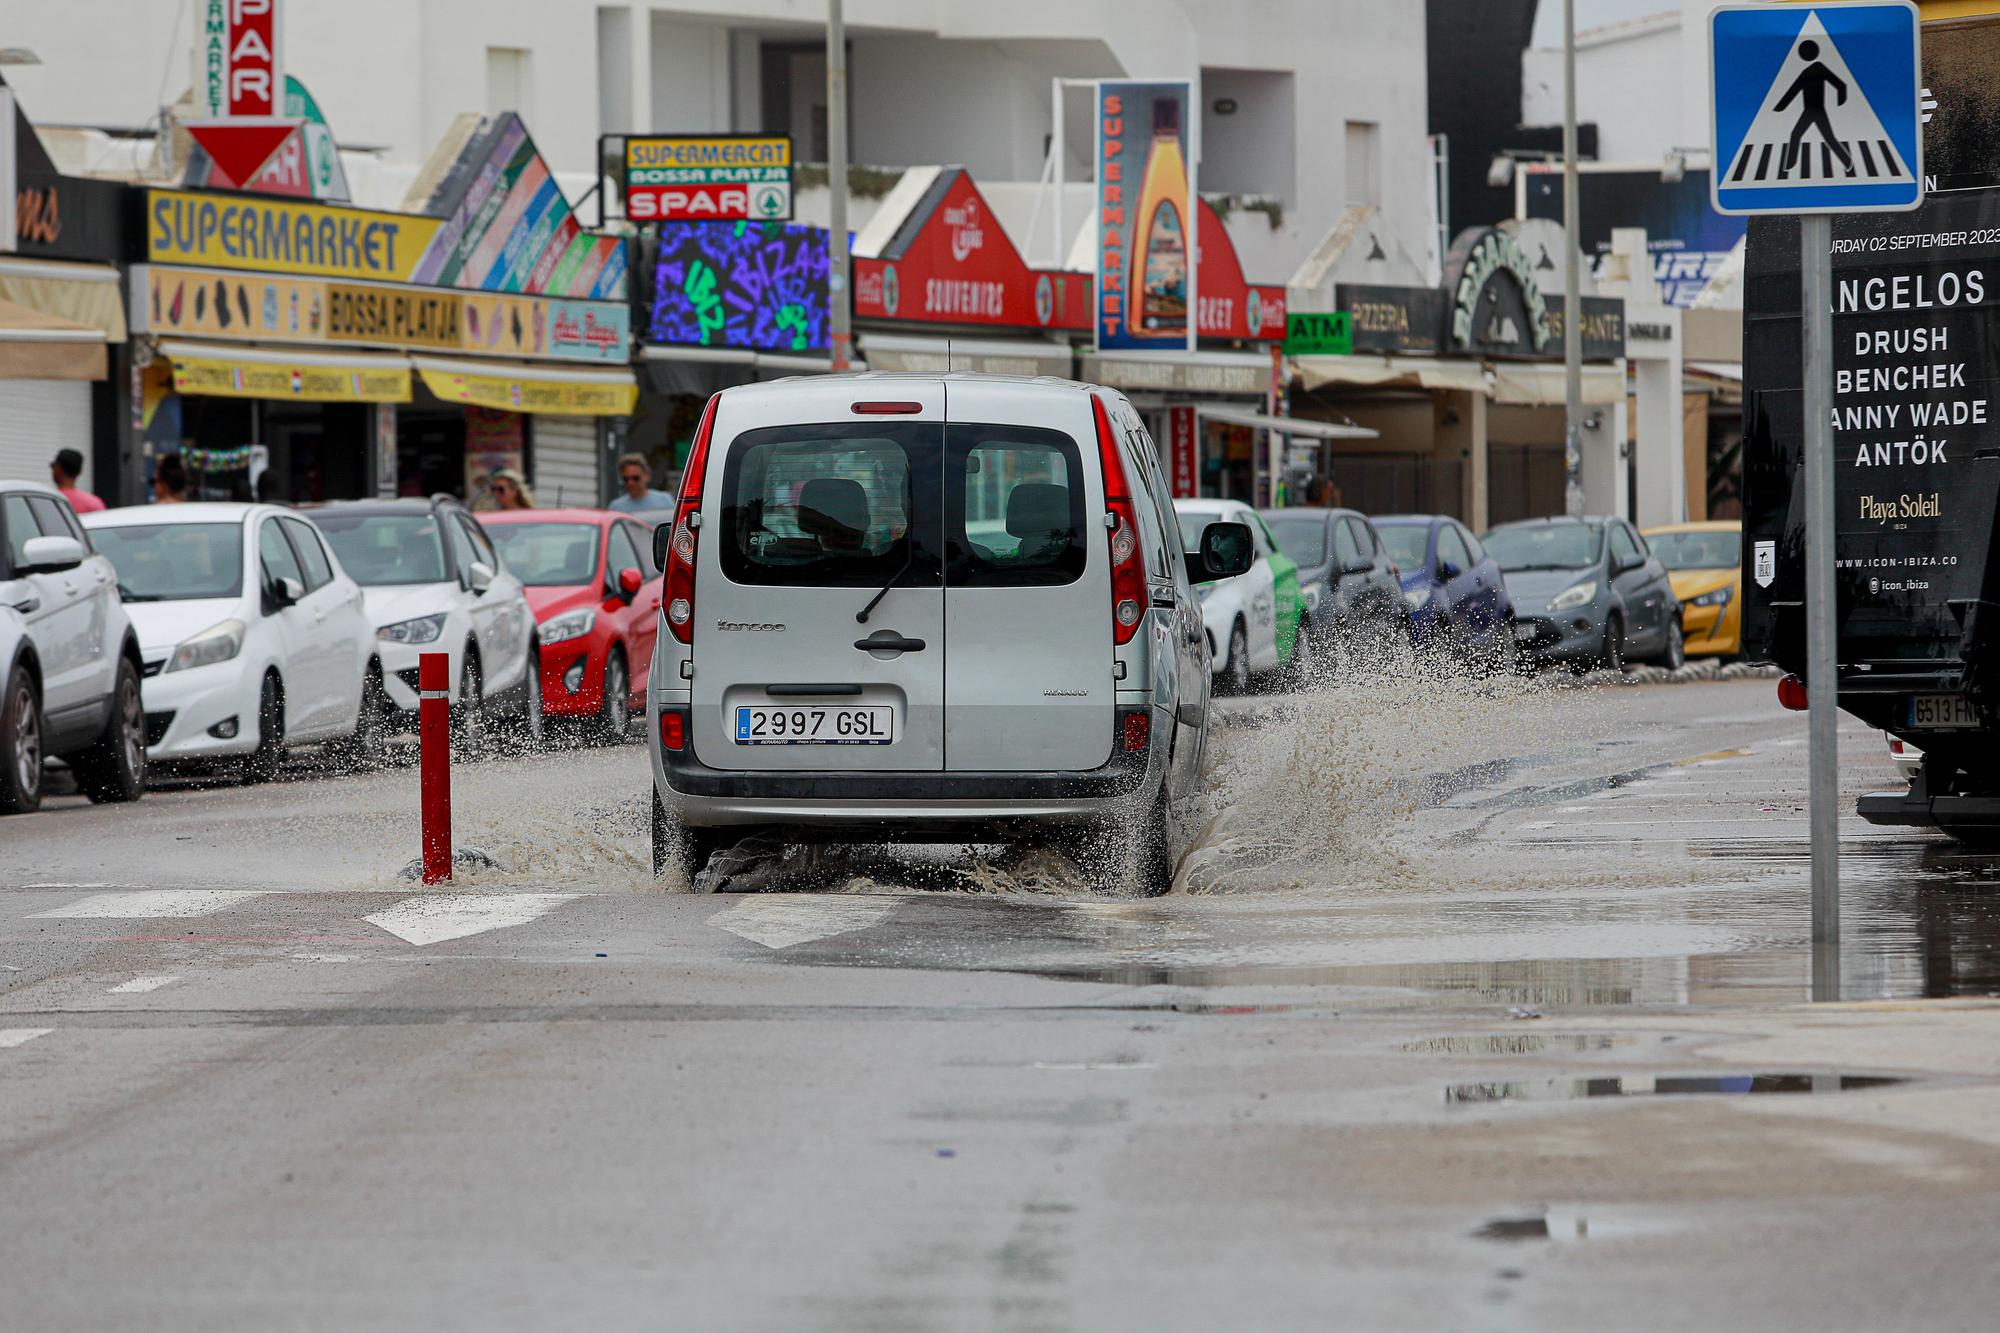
242;673;285;785
597;651;631;743
1131;790;1177;898
73;657;146;803
1224;620;1251;696
653;789;723;885
0;664;43;815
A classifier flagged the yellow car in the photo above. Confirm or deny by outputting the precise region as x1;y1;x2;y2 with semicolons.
1642;520;1742;658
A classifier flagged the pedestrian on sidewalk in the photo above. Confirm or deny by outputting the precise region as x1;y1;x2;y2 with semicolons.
152;453;190;504
50;448;105;513
608;452;674;524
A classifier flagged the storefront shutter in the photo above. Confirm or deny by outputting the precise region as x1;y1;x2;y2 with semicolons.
531;414;601;508
0;379;92;490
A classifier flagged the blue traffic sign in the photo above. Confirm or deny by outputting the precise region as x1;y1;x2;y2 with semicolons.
1710;2;1923;216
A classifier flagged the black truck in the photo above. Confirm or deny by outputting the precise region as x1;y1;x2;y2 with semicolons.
1742;16;2000;842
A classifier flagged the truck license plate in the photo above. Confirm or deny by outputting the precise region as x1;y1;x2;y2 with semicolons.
734;705;894;745
1907;694;1978;730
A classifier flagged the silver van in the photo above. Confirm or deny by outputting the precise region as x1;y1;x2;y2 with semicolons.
646;374;1252;894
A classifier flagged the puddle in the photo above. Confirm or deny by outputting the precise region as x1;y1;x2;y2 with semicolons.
1400;1033;1630;1055
1445;1072;1909;1105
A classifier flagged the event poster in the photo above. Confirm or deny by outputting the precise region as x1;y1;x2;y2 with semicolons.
1096;80;1194;352
649;221;830;353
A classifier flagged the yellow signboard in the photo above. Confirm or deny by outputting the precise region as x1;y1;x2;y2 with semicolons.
415;361;637;417
326;283;464;351
167;348;411;404
459;291;551;357
147;190;442;283
143;266;327;340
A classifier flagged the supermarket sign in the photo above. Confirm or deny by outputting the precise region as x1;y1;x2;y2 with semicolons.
624;135;793;222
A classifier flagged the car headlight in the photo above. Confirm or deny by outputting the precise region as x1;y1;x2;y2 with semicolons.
167;618;245;673
1690;587;1733;608
1403;585;1433;610
1547;580;1598;612
540;608;597;644
377;613;447;644
1302;582;1325;614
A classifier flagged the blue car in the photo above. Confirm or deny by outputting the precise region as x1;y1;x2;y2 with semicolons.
1373;515;1517;667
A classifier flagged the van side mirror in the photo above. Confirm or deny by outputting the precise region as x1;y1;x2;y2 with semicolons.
20;534;85;574
1188;521;1254;583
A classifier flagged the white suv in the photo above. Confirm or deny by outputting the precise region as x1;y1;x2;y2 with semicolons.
0;480;146;812
646;374;1252;894
306;496;542;747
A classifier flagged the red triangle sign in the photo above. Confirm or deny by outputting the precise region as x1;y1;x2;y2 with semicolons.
186;119;299;190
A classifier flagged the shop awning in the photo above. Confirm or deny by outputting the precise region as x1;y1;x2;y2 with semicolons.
0;298;107;380
859;333;1072;378
0;258;126;343
1195;406;1377;441
158;340;411;403
1076;349;1274;397
1291;353;1490;395
1488;362;1627;407
413;356;639;416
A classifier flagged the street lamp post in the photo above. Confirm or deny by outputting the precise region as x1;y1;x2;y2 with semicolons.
1562;0;1584;515
827;0;852;372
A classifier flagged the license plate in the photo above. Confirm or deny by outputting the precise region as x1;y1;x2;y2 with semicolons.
1907;694;1979;730
733;704;894;745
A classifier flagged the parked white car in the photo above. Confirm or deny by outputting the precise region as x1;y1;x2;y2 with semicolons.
1173;498;1294;693
0;480;146;812
305;495;542;748
83;502;384;780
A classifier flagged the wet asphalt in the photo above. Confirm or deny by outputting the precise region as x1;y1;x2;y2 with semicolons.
7;678;2000;1330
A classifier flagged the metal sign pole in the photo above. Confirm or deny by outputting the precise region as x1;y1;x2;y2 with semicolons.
826;0;852;372
1800;212;1840;1001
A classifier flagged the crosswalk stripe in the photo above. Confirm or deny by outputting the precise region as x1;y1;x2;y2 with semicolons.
710;896;899;950
31;890;271;919
108;975;181;994
363;893;580;947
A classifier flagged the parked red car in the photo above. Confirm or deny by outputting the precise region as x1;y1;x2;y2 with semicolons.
477;508;660;739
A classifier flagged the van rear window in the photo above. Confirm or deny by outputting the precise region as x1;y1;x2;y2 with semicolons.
950;426;1086;587
719;423;941;587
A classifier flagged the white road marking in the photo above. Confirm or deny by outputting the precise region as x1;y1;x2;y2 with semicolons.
107;975;180;994
0;1029;52;1049
364;894;580;947
31;890;270;919
1522;820;1557;830
710;896;899;950
291;953;352;963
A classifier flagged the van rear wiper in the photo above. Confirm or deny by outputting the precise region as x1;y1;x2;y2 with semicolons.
856;545;914;625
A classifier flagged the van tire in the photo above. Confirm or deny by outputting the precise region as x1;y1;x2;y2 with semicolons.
1131;790;1176;897
73;656;146;803
653;789;724;885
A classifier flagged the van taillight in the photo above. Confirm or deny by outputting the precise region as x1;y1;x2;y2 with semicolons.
660;710;686;751
665;394;719;645
1092;394;1148;646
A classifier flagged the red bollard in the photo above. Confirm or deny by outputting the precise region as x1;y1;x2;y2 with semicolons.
418;650;452;884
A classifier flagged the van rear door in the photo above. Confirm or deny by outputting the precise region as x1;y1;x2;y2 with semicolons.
690;384;945;771
942;384;1113;772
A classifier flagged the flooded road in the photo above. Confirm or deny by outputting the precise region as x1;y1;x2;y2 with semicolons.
10;678;2000;1329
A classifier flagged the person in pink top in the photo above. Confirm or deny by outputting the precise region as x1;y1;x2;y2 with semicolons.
50;449;105;513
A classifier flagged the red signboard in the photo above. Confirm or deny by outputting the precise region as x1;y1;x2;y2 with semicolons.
854;169;1090;331
1194;199;1287;341
1168;405;1198;498
189;0;293;187
628;181;771;223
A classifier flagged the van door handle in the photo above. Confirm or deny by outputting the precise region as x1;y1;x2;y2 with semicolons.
854;635;926;653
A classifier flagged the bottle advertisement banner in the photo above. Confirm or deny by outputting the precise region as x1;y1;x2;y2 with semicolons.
1096;80;1195;353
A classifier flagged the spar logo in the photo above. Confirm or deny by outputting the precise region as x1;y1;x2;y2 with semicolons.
945;200;985;264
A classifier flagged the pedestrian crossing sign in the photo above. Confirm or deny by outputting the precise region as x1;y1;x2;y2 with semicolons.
1710;2;1923;216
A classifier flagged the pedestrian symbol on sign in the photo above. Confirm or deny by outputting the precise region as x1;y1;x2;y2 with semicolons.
1710;3;1922;216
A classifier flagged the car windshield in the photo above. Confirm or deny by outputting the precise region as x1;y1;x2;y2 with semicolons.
484;522;599;587
311;512;449;586
1647;530;1739;571
1176;511;1227;552
88;523;243;601
1261;513;1328;567
1484;523;1601;572
1376;524;1431;572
